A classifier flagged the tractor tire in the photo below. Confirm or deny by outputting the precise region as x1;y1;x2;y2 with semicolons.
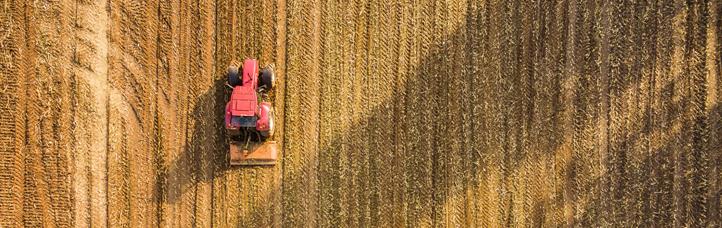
259;67;274;91
227;65;241;87
260;108;275;138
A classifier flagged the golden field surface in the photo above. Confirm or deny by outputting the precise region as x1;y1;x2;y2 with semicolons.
0;0;720;227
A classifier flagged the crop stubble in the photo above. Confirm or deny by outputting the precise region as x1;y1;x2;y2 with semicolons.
1;0;720;227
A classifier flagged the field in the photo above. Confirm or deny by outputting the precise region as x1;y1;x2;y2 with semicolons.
0;0;720;227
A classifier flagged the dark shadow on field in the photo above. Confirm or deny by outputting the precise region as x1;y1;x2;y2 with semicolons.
160;1;721;226
159;77;229;204
304;1;720;227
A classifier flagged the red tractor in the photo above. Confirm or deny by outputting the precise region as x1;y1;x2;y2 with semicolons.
225;59;277;165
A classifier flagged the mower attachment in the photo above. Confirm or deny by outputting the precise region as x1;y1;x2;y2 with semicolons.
229;141;279;166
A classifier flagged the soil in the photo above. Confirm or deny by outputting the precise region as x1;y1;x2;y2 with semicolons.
0;0;720;227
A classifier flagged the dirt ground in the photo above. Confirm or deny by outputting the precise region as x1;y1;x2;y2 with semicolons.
0;0;720;227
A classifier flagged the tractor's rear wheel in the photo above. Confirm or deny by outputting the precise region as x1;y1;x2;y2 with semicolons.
227;65;241;87
260;108;275;138
259;67;274;91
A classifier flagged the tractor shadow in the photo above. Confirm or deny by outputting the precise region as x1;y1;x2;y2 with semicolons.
160;77;230;204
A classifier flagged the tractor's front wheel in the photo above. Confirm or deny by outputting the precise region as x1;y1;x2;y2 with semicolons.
227;65;241;87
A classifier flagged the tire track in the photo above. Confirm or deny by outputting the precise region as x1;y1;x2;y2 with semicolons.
669;1;689;226
54;0;75;225
107;113;131;227
442;0;469;226
107;0;160;226
706;2;720;226
480;0;503;225
45;0;74;225
562;0;578;226
155;0;179;226
331;3;358;225
22;0;75;226
282;0;322;226
72;0;110;226
430;0;451;226
596;1;612;225
268;0;287;225
430;0;449;226
606;1;629;225
185;0;215;226
405;0;435;226
392;1;413;226
171;0;194;225
211;0;233;226
574;0;605;226
317;0;343;226
516;1;535;225
368;0;401;226
496;1;520;226
337;1;370;226
685;1;710;226
351;0;372;226
650;2;675;226
405;0;424;224
366;0;399;226
19;1;47;226
550;1;569;226
465;1;485;226
0;0;27;226
634;2;652;224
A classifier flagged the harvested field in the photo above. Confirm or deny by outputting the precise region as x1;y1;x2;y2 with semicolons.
0;0;720;227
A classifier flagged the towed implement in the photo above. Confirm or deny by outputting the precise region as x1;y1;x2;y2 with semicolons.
225;59;277;166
